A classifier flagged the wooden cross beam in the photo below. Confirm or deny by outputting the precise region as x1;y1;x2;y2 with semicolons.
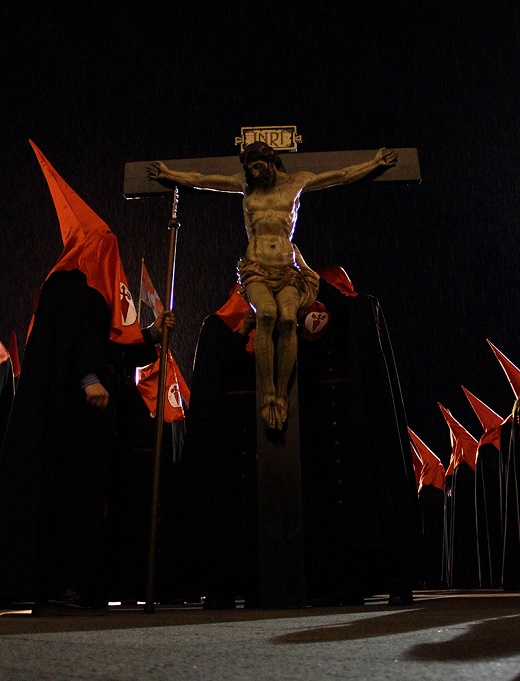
123;147;421;198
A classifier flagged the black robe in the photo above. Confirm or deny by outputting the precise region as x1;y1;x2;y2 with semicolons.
176;314;258;602
0;270;157;605
297;279;423;600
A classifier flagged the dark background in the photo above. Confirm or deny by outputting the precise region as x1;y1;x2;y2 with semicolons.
1;0;519;464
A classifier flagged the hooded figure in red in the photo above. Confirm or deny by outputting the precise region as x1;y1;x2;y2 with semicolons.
0;142;163;611
297;266;421;605
177;264;421;608
28;139;144;345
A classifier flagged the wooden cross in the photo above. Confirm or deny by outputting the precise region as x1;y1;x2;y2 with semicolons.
124;145;421;609
123;147;421;198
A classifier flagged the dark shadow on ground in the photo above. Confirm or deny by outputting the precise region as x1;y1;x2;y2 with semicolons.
271;596;520;661
2;593;520;657
405;613;520;661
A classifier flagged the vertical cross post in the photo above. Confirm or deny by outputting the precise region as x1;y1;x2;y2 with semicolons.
255;366;306;609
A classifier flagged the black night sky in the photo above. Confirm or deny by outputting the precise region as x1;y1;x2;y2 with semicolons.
1;0;519;463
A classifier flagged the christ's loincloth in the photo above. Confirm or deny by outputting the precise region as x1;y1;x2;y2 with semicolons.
237;258;319;312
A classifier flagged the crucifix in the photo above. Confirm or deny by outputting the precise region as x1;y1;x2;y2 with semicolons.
125;132;419;430
124;127;421;608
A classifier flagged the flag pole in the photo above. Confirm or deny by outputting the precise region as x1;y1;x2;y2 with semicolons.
137;257;144;326
145;187;180;614
9;332;21;389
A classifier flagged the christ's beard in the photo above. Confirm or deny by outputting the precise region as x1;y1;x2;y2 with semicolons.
253;166;277;189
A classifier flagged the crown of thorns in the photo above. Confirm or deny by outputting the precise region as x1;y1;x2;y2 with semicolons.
239;141;283;169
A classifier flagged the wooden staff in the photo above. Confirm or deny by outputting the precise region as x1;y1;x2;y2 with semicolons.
145;187;180;613
137;257;144;325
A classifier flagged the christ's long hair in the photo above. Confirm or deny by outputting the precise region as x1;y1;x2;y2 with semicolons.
240;141;286;190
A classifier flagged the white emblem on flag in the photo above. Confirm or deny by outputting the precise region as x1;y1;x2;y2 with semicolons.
304;310;329;334
120;282;137;326
167;383;182;408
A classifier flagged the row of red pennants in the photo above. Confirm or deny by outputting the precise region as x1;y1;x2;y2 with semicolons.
409;339;520;491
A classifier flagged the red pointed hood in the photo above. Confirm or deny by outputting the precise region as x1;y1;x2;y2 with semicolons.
408;427;446;491
317;265;357;297
487;339;520;399
29;140;143;344
462;386;502;451
438;402;478;472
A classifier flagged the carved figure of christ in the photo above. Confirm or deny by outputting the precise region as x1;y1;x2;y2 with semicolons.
142;143;409;429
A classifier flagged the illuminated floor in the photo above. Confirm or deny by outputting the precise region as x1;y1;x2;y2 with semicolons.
1;591;520;681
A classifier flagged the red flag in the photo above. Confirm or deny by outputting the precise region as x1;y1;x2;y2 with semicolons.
8;333;21;378
438;402;478;472
462;386;502;451
487;339;520;399
28;140;143;345
408;427;446;492
215;283;255;353
137;349;190;422
140;260;164;319
301;301;331;342
216;282;251;331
